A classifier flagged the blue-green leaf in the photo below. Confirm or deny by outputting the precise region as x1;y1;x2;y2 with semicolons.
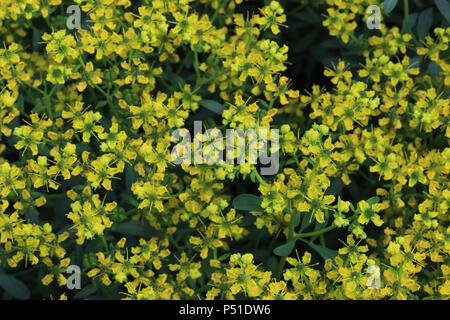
125;164;137;191
111;221;154;238
274;240;296;257
402;12;419;33
417;8;434;40
73;284;97;299
232;194;263;211
0;274;30;300
298;238;338;261
199;100;224;114
383;0;398;13
428;61;442;76
434;0;450;23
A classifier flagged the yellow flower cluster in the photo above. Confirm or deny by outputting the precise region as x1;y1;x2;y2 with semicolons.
0;0;448;300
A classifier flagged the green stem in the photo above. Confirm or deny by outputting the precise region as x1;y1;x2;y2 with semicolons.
253;169;268;186
210;0;228;24
78;57;116;115
168;235;183;252
99;235;108;251
294;223;337;238
320;234;326;246
125;208;137;216
276;202;295;280
403;0;411;34
403;0;420;46
193;50;200;84
293;152;300;167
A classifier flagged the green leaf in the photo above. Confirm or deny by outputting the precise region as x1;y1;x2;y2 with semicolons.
434;0;450;23
298;212;314;233
199;100;224;114
122;194;139;207
383;0;398;13
266;256;279;274
290;9;322;25
218;253;232;261
249;171;257;184
32;28;41;51
274;240;296;257
125;164;137;191
0;274;30;300
292;212;301;228
232;194;263;211
111;221;154;238
367;196;380;205
31;103;46;114
293;29;318;53
164;72;186;87
95;101;108;109
417;8;434;40
73;284;97;299
325;178;345;196
428;61;442;76
298;238;338;261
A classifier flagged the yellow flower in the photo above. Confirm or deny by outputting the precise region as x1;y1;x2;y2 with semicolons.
72;111;104;142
